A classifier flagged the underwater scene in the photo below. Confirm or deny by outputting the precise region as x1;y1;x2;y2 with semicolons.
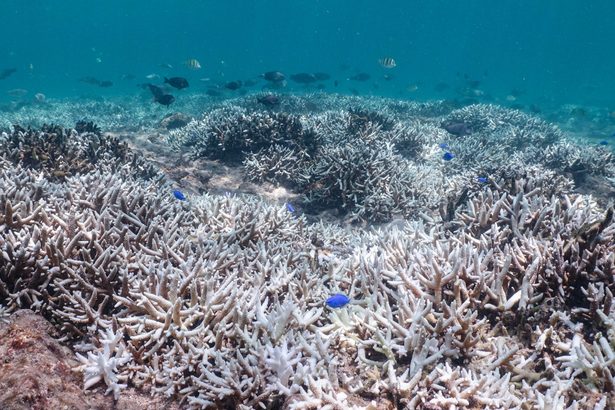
1;1;615;409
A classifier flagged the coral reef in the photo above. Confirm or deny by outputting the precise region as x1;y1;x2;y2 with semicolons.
169;106;317;163
1;95;615;409
0;123;159;181
168;98;614;223
0;95;215;132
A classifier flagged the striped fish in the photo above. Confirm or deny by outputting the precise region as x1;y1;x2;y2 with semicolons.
379;57;397;68
184;58;202;70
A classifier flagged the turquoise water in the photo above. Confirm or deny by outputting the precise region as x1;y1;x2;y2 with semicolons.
1;1;614;106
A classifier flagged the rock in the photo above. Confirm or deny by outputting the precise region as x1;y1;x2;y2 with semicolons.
159;112;192;130
0;309;180;410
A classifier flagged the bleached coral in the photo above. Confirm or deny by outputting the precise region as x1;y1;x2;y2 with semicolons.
1;97;615;409
76;328;132;400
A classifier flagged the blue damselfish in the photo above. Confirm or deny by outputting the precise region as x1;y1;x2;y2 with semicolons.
326;293;350;308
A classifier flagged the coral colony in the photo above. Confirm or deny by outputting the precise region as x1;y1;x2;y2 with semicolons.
1;94;615;409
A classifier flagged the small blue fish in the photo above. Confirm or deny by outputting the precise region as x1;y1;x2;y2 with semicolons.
477;176;488;183
326;293;350;308
173;190;186;201
442;152;455;161
439;143;450;150
599;140;609;145
285;202;295;213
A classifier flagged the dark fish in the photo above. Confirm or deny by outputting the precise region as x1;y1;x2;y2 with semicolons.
599;140;609;145
80;76;113;88
0;68;17;80
164;77;189;89
261;71;286;82
349;73;370;81
257;94;280;108
155;94;175;106
333;80;339;87
477;176;488;183
314;72;331;81
442;121;472;136
326;294;350;308
290;73;317;84
439;143;450;150
80;76;101;85
442;152;455;161
570;107;587;118
285;202;295;213
173;190;186;200
146;83;165;98
224;80;242;90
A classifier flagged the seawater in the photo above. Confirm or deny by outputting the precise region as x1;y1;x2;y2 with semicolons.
0;0;614;108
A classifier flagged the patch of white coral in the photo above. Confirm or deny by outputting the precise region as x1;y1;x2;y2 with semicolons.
76;327;132;400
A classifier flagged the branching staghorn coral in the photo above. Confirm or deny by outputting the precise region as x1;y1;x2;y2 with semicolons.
306;170;614;407
443;103;562;145
76;327;133;400
2;95;615;409
0;123;159;181
169;106;317;163
165;94;615;225
2;155;615;408
543;141;615;182
243;144;311;186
